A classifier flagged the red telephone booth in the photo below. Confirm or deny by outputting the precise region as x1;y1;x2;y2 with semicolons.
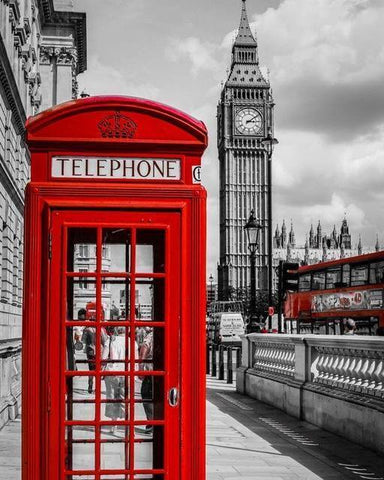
23;96;207;479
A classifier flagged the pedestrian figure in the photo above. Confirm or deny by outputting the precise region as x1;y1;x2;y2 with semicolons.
343;318;356;335
102;327;139;434
136;329;154;435
82;314;108;393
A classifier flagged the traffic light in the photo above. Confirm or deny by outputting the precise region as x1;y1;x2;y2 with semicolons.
279;261;299;295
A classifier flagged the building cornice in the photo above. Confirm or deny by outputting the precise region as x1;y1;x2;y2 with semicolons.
0;35;26;141
38;0;87;74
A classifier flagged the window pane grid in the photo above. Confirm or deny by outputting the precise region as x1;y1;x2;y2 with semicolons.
63;225;167;478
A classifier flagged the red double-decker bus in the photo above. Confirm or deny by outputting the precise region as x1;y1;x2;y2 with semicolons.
284;251;384;335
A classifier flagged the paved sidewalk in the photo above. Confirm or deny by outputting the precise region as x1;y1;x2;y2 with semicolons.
1;378;384;479
0;416;21;478
206;376;384;479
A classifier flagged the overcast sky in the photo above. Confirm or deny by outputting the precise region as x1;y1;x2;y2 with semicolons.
74;0;384;279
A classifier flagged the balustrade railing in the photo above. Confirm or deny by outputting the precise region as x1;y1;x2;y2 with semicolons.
243;334;384;400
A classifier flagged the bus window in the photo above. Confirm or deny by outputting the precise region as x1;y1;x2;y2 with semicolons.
369;261;384;285
342;264;350;287
312;271;325;290
299;274;311;291
351;264;369;286
326;267;341;289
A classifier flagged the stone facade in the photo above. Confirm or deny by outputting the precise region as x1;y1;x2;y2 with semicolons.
217;0;275;299
0;0;86;429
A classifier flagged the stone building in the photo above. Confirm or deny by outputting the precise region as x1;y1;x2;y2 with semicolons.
0;0;86;429
217;0;275;299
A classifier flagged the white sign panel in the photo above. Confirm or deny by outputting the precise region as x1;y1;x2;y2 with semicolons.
52;156;181;181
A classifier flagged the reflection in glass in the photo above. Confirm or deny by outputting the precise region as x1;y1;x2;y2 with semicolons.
101;278;130;322
100;440;127;470
67;277;96;321
69;476;95;480
65;376;96;421
102;228;131;272
134;426;163;469
67;228;97;272
135;278;164;322
136;230;165;273
66;425;95;441
135;376;164;423
71;442;95;471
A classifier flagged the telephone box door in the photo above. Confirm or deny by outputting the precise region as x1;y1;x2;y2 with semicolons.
48;209;181;480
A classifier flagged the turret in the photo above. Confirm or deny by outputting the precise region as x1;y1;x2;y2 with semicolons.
281;219;287;248
317;221;322;249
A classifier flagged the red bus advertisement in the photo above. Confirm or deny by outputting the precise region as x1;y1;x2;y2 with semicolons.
284;251;384;335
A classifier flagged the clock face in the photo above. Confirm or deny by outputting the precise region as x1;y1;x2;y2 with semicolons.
235;108;262;135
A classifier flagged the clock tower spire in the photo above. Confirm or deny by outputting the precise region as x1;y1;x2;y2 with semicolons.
217;0;275;299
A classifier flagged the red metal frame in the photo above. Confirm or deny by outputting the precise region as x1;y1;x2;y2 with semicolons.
23;96;208;480
284;252;384;331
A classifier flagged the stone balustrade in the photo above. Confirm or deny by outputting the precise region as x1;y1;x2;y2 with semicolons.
237;334;384;454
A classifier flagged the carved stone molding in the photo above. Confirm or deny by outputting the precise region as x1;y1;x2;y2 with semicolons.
39;45;54;65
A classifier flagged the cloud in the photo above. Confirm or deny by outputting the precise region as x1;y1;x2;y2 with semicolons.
165;37;220;75
273;128;384;246
77;55;161;100
252;0;384;140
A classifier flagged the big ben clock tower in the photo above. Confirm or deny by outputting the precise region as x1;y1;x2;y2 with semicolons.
217;0;275;299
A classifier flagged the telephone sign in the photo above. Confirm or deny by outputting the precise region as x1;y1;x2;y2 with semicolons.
23;96;208;480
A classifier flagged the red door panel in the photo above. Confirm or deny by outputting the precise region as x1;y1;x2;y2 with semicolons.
49;210;181;480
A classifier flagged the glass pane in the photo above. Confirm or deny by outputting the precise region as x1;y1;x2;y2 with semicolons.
351;265;368;286
326;267;341;289
67;277;97;321
312;271;325;290
135;376;164;422
100;440;128;470
102;228;131;273
66;425;95;441
342;264;350;286
134;426;164;469
299;274;310;291
370;261;384;284
101;278;130;324
101;375;129;421
70;442;95;471
68;476;95;480
136;230;165;273
135;327;164;371
66;376;95;421
67;228;97;272
135;278;164;322
101;426;129;440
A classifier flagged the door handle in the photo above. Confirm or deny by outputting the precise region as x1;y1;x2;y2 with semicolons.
168;387;179;407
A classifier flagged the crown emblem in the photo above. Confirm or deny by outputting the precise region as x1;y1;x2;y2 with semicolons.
97;111;137;139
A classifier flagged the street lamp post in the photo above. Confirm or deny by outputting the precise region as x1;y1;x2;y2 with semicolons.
244;210;262;333
261;127;278;331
